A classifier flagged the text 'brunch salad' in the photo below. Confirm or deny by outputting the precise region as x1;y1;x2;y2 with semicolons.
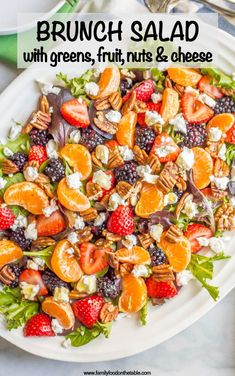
0;65;234;348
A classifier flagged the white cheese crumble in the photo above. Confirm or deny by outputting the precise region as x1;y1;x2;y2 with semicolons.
199;93;216;108
209;237;225;253
20;282;39;301
118;146;134;161
176;147;195;171
69;129;81;144
33;257;45;269
176;270;194;286
105;110;122;123
151;92;162;104
145;110;165;126
24;223;38;241
46;140;58;159
23;166;39;182
136;164;159;184
197;237;210;247
76;275;97;294
66;172;82;190
122;234;137;249
37;80;61;96
169;113;187;134
208;127;222;142
43;199;58;218
84;82;99;96
182;195;198;219
0;177;7;189
210;175;229;191
94;212;106;227
8;123;22;140
93;170;112;190
95;145;109;164
155;145;175;159
149;224;163;243
108;192;126;211
54;287;70;303
74;215;85;230
3;147;13;157
164;192;178;206
11;214;27;230
67;231;78;244
26;259;39;271
132;264;150;278
218;143;226;161
61;338;71;349
51;318;63;335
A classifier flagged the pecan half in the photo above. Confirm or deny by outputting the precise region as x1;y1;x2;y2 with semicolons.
102;230;122;242
119;262;133;277
79;208;98;221
148;154;161;174
76;226;93;244
39;95;50;114
109;92;122;111
69;290;89;300
164;76;173;89
214;158;230;177
32;237;56;249
121;91;136;115
94;111;118;135
165;224;183;243
94;96;111;111
86;181;103;200
29;110;51;130
157;162;179;194
211;183;227;200
122;180;142;206
1;159;19;174
116;181;132;198
215;203;235;231
138;233;154;249
0;265;17;285
173;84;184;97
133;145;149;165
152;264;175;282
34;172;50;185
108;145;124;169
105;249;119;271
91;151;103;169
99;302;119;323
206;141;224;158
175;176;187;192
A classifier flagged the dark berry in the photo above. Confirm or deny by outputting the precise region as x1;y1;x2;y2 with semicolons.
80;127;104;152
120;78;133;96
148;246;168;266
42;269;70;294
97;274;121;299
44;158;65;182
89;221;107;237
5;264;22;288
135;126;155;153
9;227;32;251
30;129;50;146
138;219;149;234
214;96;235;114
115;161;138;185
9;152;28;172
182;123;207;148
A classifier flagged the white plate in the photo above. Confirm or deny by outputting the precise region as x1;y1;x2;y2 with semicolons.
0;0;65;35
0;29;235;362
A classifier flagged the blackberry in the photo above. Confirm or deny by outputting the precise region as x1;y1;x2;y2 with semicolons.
135;126;155;153
44;158;65;182
89;221;107;237
9;227;32;251
214;96;235;114
115;161;138;185
97;272;121;299
120;78;133;96
30;129;50;146
182;123;207;148
149;246;168;266
80;127;104;152
9;152;28;172
42;269;70;293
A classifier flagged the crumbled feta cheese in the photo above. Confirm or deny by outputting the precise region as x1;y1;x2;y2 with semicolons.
208;127;222;142
132;264;150;278
182;195;198;219
105;110;122;123
32;257;45;269
20;282;39;300
24;223;38;241
145;111;164;126
185;86;199;96
176;147;195;171
94;212;106;227
37;80;61;96
51;318;63;335
76;275;97;294
209;237;224;253
197;237;210;247
149;224;163;243
199;93;216;108
84;82;99;96
46;140;58;159
61;338;71;349
8;123;22;140
122;234;137;249
23;166;39;182
67;231;78;244
66;172;82;190
210;175;229;191
69;129;81;144
136;164;159;184
95;145;109;164
143;174;159;184
155;145;175;159
67;247;75;256
108;192;125;211
93;170;112;190
3;147;13;157
169;113;187;134
151;92;162;104
0;177;7;189
11;214;27;230
74;215;85;230
54;287;69;302
43;199;58;218
118;146;134;161
218;143;226;161
164;192;178;206
176;270;194;286
26;259;39;271
93;67;102;78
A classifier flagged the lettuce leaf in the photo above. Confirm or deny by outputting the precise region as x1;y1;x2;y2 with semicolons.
0;134;30;162
0;173;25;197
66;322;112;347
56;69;94;102
201;68;235;90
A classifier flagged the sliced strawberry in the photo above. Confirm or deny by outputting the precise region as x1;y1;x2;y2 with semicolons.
184;223;213;253
150;132;180;163
146;277;178;299
87;171;115;202
181;92;214;124
0;207;15;230
60;98;90;128
198;76;223;99
19;269;48;296
137;101;162;126
23;313;55;337
72;294;104;328
225;123;235;144
79;242;109;275
107;205;135;236
123;80;155;103
28;145;48;165
36;210;66;237
201;188;214;200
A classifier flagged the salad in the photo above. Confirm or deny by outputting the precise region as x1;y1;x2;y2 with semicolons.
0;65;234;348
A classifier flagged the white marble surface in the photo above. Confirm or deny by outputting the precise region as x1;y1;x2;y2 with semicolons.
0;57;234;376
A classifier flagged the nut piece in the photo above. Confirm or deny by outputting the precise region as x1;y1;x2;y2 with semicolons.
94;111;118;135
119;262;133;277
1;159;19;174
211;182;227;200
121;91;136;115
220;87;235;96
157;162;179;194
0;265;17;285
173;84;185;97
165;224;183;243
86;181;103;200
215;203;235;231
32;237;56;249
99;302;119;323
105;249;119;272
148;154;161;174
28;110;51;130
133;100;147;113
116;181;132;198
175;176;187;192
175;192;190;219
109;92;122;111
133;145;149;165
39;95;50;114
94;97;111;111
164;76;173;89
124;180;142;206
69;290;89;300
138;233;154;249
152;264;175;282
214;158;230;177
108;145;124;169
79;208;98;221
206;141;224;159
102;229;122;242
76;226;93;244
91;151;103;169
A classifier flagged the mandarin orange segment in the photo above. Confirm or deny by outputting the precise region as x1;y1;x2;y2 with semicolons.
160;88;179;122
116;246;151;265
119;274;147;313
167;68;202;87
92;66;120;99
135;182;164;218
4;182;49;215
51;239;83;283
0;240;23;269
42;297;75;330
57;177;90;212
159;232;191;272
60;144;92;180
192;147;213;189
116;111;137;149
207;113;235;133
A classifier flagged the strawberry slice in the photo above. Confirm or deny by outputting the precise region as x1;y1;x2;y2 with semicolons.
146;276;178;299
79;242;109;275
181;92;214;124
137;101;162;126
36;210;66;237
60;98;90;128
23;313;55;337
87;171;115;202
0;207;15;230
19;269;48;296
72;295;104;328
123;80;155;103
184;223;213;253
225;123;235;144
198;76;223;99
150;132;180;163
28;145;48;165
107;205;135;236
